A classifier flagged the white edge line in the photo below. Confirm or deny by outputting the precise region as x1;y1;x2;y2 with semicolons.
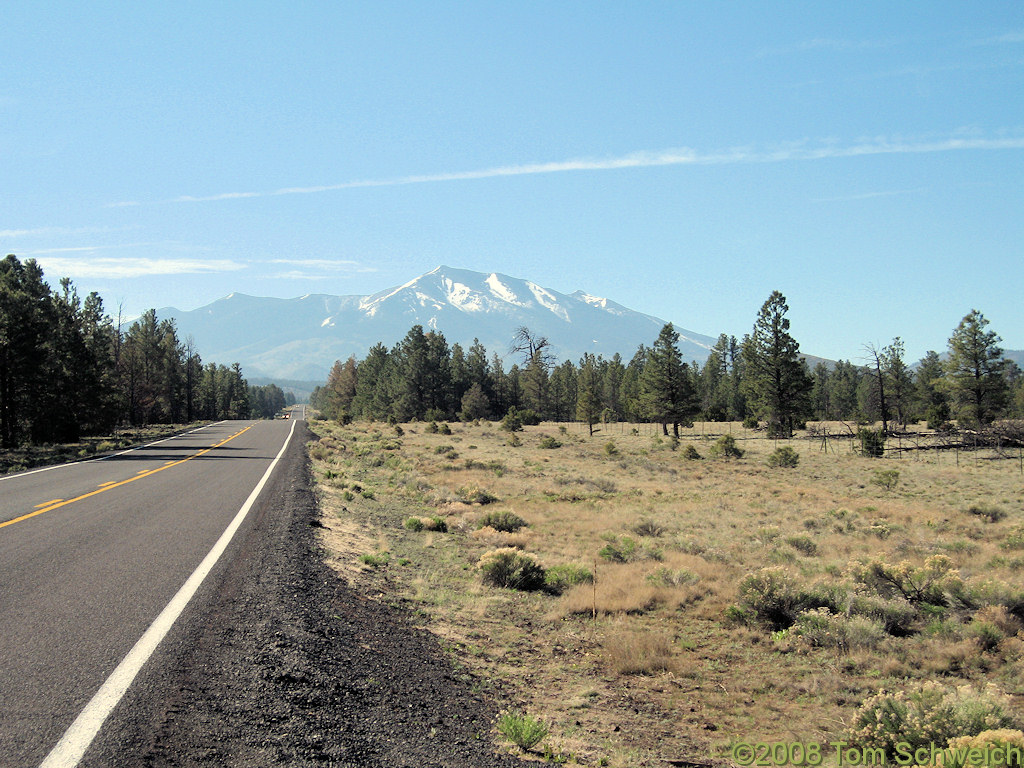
39;418;297;768
0;422;229;484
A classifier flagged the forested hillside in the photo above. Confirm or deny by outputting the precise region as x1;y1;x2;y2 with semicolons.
0;255;292;449
312;292;1024;437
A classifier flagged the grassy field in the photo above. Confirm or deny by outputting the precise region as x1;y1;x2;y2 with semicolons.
307;418;1024;766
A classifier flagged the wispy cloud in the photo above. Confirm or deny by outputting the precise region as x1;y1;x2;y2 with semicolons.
971;30;1024;46
32;256;245;279
112;132;1024;207
813;187;928;203
755;37;894;58
267;258;376;271
0;225;127;239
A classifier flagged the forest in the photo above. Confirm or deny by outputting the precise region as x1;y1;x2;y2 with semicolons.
311;290;1024;438
0;255;291;448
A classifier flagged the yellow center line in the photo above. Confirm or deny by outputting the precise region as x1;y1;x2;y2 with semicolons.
0;425;255;530
34;499;64;508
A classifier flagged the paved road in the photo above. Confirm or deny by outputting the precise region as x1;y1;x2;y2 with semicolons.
0;419;298;768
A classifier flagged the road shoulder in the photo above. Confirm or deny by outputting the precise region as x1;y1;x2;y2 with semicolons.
83;421;529;767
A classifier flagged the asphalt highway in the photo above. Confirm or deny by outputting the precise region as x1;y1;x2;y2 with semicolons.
0;418;299;768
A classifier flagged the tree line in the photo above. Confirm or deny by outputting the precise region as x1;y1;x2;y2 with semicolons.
0;255;292;448
312;290;1024;436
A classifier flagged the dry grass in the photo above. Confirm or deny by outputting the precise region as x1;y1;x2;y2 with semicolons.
308;418;1024;767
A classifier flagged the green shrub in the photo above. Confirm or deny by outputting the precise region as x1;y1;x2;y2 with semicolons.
507;433;522;447
438;422;452;435
498;712;549;752
789;608;887;652
1002;527;1024;550
743;416;759;429
872;469;900;490
632;519;665;538
709;434;744;459
848;681;1020;757
967;504;1007;523
425;421;439;433
544;563;594;594
848;594;918;637
424;407;446;422
599;535;638;563
785;534;818;556
851;555;964;607
518;409;541;426
646;566;699;587
604;441;619;456
335;410;353;426
538;435;562;449
858;428;886;457
767;445;800;468
359;551;390;568
734;567;844;630
404;517;425;532
479;548;546;591
501;410;523;432
477;510;527;532
682;445;702;460
456;486;499;505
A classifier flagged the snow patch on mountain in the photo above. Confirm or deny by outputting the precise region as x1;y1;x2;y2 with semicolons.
526;282;570;322
485;273;525;306
443;279;484;312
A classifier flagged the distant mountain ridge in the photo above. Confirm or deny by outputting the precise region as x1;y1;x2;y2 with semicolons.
158;266;716;382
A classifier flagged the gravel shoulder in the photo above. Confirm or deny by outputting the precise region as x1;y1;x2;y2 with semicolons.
83;421;530;767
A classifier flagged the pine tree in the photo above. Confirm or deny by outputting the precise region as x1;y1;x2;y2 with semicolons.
576;353;602;436
741;291;812;438
640;323;697;437
944;309;1009;424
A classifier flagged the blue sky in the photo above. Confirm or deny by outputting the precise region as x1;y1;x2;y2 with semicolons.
2;1;1022;363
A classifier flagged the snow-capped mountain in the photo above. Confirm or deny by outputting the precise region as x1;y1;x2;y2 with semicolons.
157;266;716;381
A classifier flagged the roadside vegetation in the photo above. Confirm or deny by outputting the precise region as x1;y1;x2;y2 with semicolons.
0;422;212;475
308;417;1024;766
0;254;294;452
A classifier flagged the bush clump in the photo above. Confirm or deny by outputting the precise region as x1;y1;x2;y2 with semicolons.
404;516;447;533
872;469;900;490
498;712;549;752
709;434;744;459
456;485;500;505
848;682;1021;757
538;435;562;449
786;608;887;652
733;567;843;630
477;510;528;532
599;535;639;563
479;548;546;591
767;445;800;468
683;444;702;460
544;563;594;594
784;534;818;556
967;504;1007;523
851;555;965;607
858;428;886;457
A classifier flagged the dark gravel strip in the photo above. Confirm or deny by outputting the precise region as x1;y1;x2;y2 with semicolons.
84;422;530;767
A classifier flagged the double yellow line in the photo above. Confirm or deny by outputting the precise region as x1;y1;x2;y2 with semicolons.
0;425;254;530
